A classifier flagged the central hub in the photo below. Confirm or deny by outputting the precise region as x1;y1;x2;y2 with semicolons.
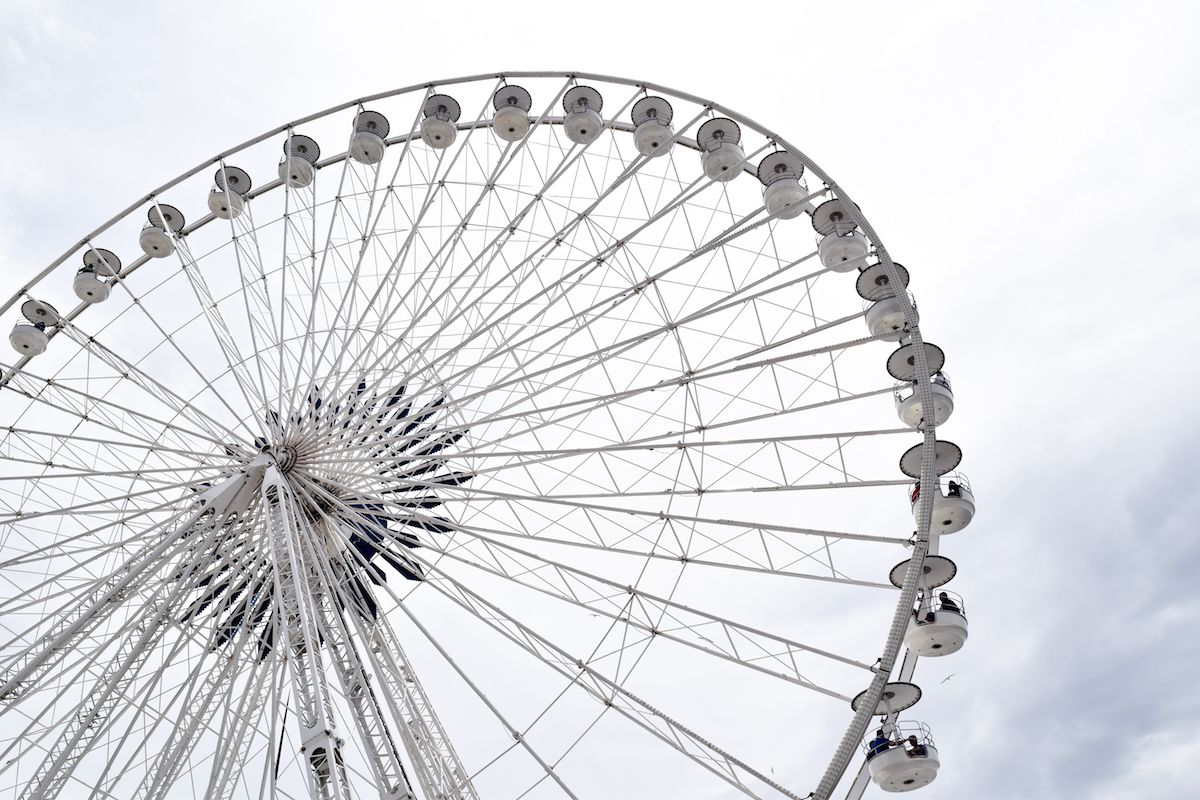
273;443;299;473
178;382;472;653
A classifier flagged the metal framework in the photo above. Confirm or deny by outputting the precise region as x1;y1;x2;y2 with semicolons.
0;72;959;799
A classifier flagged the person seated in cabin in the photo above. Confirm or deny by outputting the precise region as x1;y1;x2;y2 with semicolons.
905;735;928;758
913;593;936;624
867;730;892;759
937;591;960;614
947;479;961;497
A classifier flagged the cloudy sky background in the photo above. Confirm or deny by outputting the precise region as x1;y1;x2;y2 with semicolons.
1;1;1198;798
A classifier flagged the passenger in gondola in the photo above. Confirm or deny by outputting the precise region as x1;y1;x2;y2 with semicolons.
937;591;960;614
905;735;928;758
867;729;892;759
913;592;935;625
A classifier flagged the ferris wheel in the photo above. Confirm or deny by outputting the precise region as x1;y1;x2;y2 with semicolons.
0;72;976;800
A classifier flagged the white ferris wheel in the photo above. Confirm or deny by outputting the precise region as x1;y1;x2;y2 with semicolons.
0;72;976;800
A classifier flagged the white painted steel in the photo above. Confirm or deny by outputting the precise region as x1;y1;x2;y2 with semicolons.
0;72;963;800
260;467;354;800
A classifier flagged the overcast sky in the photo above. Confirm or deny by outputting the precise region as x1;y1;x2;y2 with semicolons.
1;1;1198;798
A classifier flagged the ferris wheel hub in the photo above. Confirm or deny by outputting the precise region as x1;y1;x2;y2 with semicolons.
271;443;299;473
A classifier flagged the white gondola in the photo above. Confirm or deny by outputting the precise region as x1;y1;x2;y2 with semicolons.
278;134;320;188
757;152;807;219
631;96;674;157
695;117;744;182
895;371;955;428
74;268;108;303
139;225;172;258
208;165;251;220
811;198;870;271
563;86;604;145
9;322;48;356
139;204;184;258
864;722;940;792
74;247;121;303
350;110;389;165
911;471;974;533
10;299;60;356
866;291;918;341
905;589;968;656
818;230;871;271
492;85;532;142
421;94;461;150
